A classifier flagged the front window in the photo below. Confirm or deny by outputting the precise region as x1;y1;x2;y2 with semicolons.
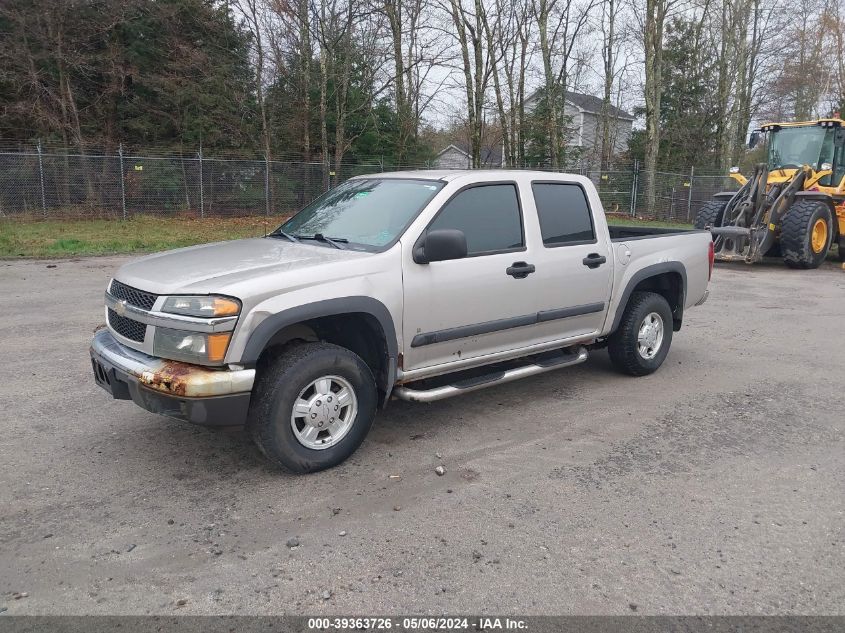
428;184;524;255
768;126;834;171
279;178;444;250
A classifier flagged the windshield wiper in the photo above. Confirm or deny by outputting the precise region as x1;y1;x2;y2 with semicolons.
268;230;299;243
294;233;348;249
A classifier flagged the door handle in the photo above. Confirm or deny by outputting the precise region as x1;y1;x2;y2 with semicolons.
506;261;536;279
582;253;607;269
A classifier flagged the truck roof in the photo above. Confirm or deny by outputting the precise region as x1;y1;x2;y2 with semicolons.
350;169;582;182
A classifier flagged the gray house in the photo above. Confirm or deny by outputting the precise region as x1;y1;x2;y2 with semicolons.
523;90;634;157
433;90;634;169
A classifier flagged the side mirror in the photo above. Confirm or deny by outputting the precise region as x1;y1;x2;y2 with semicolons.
413;229;468;264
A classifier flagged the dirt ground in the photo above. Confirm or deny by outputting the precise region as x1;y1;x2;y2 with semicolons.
0;256;843;615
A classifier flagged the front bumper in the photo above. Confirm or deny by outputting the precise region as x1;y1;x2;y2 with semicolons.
90;329;255;426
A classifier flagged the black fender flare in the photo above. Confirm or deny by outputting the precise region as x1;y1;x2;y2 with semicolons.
609;262;688;333
793;190;835;204
239;296;398;402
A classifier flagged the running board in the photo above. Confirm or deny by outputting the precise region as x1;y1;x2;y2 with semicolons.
393;346;589;403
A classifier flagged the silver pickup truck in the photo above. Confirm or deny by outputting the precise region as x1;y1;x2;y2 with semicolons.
90;170;714;472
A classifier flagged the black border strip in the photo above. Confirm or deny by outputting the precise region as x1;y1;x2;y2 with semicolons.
410;302;605;348
2;616;839;633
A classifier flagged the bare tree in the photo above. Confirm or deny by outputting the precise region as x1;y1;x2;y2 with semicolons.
598;0;635;169
829;0;845;113
729;0;779;163
534;0;596;168
479;0;512;166
642;0;679;211
240;0;272;160
383;0;452;164
313;0;392;181
444;0;494;167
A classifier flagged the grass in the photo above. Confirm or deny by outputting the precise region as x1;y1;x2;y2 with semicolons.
0;216;278;258
0;214;693;258
606;215;694;229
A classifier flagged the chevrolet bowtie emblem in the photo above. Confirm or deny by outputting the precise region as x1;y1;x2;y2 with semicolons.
115;299;128;316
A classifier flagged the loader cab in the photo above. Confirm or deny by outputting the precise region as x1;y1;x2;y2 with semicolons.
763;119;845;188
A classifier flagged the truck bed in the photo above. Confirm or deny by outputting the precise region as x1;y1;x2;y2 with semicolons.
607;224;702;242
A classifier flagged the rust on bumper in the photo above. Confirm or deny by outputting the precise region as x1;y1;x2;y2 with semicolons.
91;329;255;398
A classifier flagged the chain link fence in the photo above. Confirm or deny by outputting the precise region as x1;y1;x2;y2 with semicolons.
0;146;736;223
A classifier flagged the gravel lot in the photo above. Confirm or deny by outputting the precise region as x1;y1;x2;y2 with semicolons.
1;255;843;615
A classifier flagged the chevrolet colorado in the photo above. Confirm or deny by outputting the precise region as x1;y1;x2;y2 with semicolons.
90;170;714;472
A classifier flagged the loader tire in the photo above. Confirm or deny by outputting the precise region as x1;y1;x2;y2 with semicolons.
780;200;833;269
694;200;726;235
838;238;845;263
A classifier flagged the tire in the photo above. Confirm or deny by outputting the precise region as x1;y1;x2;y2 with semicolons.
246;341;377;473
780;200;833;269
694;200;726;234
608;291;674;377
838;238;845;263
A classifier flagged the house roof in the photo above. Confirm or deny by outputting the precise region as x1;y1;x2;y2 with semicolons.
526;89;634;120
436;142;503;166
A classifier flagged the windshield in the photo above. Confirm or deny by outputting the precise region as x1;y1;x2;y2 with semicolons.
278;178;444;250
768;126;834;170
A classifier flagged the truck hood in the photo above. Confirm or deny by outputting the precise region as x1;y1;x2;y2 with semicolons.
114;238;371;295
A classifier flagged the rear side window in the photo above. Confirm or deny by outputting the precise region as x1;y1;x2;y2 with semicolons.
532;183;595;246
429;184;524;255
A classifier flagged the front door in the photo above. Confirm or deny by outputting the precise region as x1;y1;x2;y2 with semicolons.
401;182;542;372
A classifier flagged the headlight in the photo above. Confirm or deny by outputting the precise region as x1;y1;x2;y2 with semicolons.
161;295;240;318
153;327;232;364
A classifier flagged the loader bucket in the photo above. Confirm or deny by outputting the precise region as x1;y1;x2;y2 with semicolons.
710;225;768;264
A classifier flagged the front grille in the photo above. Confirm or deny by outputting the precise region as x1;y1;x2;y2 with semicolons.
108;308;147;343
110;279;158;311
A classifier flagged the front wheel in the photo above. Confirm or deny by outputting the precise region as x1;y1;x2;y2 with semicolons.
608;291;674;376
247;342;377;473
780;200;833;269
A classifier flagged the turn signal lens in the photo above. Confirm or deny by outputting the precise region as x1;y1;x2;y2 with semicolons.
207;333;232;363
212;297;241;316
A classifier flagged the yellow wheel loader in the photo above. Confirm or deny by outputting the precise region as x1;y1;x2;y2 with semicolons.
695;118;845;268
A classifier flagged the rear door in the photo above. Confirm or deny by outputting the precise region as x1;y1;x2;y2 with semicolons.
527;181;613;342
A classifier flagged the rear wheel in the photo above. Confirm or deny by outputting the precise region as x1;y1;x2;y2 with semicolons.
780;200;833;269
694;200;727;234
608;291;674;377
247;341;377;473
838;238;845;263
